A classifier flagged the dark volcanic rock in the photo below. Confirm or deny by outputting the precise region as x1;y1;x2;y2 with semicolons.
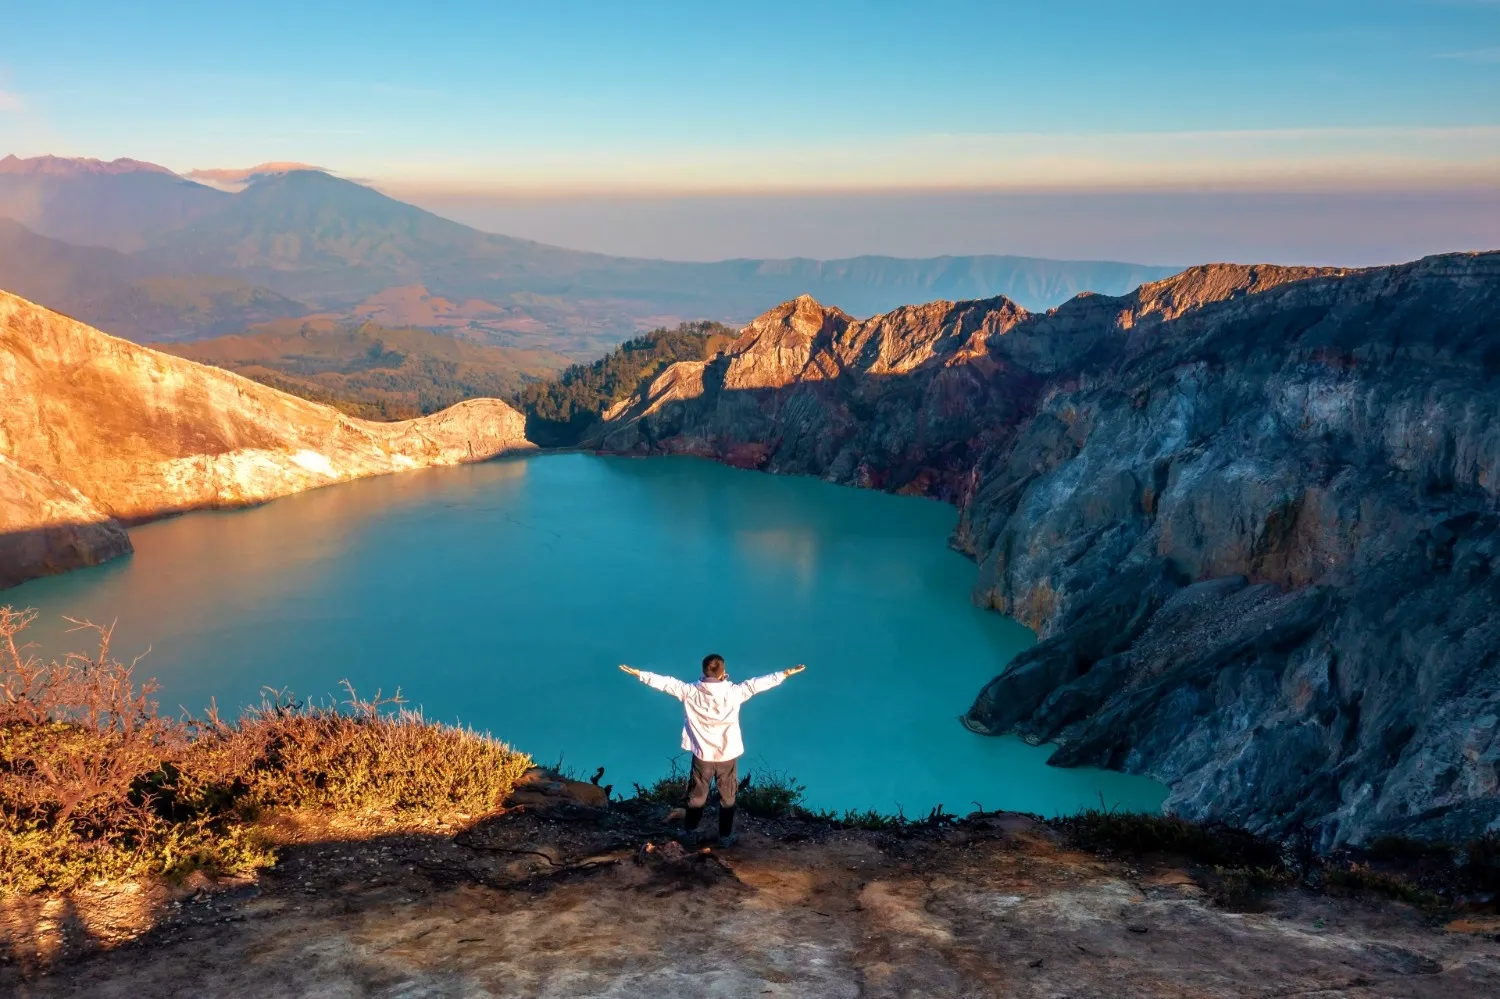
594;253;1500;847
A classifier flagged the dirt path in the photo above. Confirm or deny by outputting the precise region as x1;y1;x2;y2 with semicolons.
6;801;1498;998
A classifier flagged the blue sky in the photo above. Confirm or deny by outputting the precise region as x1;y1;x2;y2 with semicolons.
3;0;1498;192
1;1;1497;263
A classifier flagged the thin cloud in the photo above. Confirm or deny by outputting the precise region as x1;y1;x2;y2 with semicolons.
187;161;326;181
376;124;1500;198
0;89;21;112
1436;47;1500;61
184;161;376;192
185;162;331;191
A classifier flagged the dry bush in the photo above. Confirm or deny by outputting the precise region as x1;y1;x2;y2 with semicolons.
0;608;255;893
0;607;530;894
235;684;533;817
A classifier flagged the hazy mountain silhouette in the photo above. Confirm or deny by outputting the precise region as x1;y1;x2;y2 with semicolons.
139;170;611;305
0;218;304;339
0;156;1177;352
0;155;229;252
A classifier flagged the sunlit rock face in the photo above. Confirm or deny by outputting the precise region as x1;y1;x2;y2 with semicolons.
596;253;1500;847
0;290;531;587
0;457;131;589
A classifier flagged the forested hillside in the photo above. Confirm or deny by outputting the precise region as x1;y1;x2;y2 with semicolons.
513;321;734;445
165;319;567;420
165;318;734;431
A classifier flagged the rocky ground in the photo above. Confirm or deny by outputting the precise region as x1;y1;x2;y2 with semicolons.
5;778;1498;998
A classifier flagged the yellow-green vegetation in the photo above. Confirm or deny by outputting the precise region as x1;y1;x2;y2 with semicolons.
164;318;569;421
632;762;919;829
515;321;735;446
0;608;530;895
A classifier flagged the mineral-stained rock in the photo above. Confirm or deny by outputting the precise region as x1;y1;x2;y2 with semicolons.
594;252;1500;847
0;289;532;587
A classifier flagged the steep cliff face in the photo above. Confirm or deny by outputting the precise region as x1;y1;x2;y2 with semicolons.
596;291;1036;489
595;253;1500;847
0;290;531;587
0;456;133;589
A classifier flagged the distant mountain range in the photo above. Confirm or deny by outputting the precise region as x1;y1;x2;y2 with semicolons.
0;154;227;251
0;219;306;340
0;155;1178;357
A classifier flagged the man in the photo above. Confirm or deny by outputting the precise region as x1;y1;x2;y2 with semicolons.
620;654;805;847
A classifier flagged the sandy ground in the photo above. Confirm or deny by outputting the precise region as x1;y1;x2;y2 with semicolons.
4;794;1498;999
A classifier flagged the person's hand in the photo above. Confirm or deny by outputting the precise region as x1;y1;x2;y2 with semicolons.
784;664;806;677
619;664;641;677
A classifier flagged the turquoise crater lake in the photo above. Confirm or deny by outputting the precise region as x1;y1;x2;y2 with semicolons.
10;453;1165;817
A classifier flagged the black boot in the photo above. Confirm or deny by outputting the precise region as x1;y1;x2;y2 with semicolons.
718;805;738;846
682;806;704;845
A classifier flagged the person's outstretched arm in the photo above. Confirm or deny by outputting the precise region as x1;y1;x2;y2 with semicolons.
735;664;805;699
619;664;690;700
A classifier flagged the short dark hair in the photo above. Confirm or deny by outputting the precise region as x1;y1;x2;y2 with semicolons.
702;653;725;679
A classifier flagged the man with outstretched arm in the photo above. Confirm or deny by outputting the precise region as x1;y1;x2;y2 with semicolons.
620;654;805;847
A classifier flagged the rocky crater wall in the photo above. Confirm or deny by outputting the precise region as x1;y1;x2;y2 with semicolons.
0;290;532;587
594;254;1500;847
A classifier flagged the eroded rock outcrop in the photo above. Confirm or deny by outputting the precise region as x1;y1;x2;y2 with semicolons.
595;253;1500;846
0;290;531;587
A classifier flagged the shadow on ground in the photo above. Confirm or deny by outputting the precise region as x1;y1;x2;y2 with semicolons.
5;789;1500;998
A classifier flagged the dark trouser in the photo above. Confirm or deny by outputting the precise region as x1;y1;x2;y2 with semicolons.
684;756;737;838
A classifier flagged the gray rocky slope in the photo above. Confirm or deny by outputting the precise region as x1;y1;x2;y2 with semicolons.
593;253;1500;847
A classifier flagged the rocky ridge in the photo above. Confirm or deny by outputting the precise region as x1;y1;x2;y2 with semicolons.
594;253;1500;847
0;290;531;588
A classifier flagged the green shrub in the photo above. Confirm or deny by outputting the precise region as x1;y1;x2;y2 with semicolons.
630;759;806;818
738;769;806;818
1459;832;1500;892
1211;865;1296;910
1060;809;1282;870
1325;863;1443;908
803;808;907;830
631;757;690;804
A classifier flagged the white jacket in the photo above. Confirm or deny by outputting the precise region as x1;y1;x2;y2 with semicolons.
636;671;788;762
